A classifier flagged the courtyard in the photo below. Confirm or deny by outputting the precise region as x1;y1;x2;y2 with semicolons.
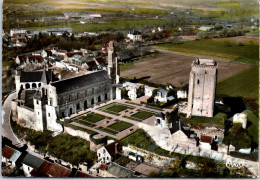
65;99;163;140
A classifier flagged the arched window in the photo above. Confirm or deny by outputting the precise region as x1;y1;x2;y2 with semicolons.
105;93;108;100
84;100;88;109
98;96;101;102
91;98;94;105
32;83;36;88
25;83;30;89
38;83;41;87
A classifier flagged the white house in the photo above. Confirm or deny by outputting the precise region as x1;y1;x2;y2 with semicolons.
233;112;247;129
177;90;187;99
154;88;174;103
144;85;156;97
155;112;172;128
127;30;142;42
97;142;122;164
10;28;26;37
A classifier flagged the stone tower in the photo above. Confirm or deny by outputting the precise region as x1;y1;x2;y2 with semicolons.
186;58;217;117
107;41;120;84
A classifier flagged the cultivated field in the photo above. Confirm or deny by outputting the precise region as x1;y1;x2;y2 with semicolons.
121;52;250;87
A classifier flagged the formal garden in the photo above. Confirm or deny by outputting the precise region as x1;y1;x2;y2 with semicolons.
98;102;135;115
128;109;156;122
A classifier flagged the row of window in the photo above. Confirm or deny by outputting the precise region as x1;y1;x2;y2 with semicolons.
59;85;109;104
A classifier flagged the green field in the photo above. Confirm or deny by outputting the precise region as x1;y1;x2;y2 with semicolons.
216;66;259;99
156;39;259;64
26;19;165;33
108;121;133;132
192;1;258;19
130;110;155;121
107;105;128;113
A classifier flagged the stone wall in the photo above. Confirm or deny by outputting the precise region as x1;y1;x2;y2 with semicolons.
17;105;43;131
63;126;90;141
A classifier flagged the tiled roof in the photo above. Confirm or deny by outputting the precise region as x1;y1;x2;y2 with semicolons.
104;142;122;157
51;70;110;94
99;163;109;171
67;52;83;57
17;55;27;62
87;60;97;68
31;161;72;177
28;55;44;63
96;57;105;64
74;171;94;177
2;146;15;159
200;135;212;143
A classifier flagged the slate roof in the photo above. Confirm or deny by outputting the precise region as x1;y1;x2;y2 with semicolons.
19;70;56;83
170;120;190;137
21;153;44;170
107;163;135;178
2;145;15;159
104;142;122;157
31;161;72;177
51;70;110;94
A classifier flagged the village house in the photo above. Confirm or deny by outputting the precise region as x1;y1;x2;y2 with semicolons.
144;85;156;97
154;88;174;103
170;120;197;148
10;28;26;37
46;27;73;36
177;90;187;99
97;142;122;164
155;112;172;128
2;145;22;168
127;30;142;42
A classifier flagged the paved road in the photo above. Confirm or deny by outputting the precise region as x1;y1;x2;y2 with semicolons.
2;92;23;147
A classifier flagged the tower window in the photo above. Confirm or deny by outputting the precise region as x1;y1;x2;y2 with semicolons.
197;79;200;84
48;113;50;117
92;88;94;95
37;100;39;105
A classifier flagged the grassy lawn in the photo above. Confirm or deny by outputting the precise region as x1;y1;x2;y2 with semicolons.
156;39;259;64
97;126;118;135
108;121;133;132
77;120;96;128
182;113;226;129
73;112;105;123
216;66;259;100
120;62;134;71
130;110;155;121
26;19;165;33
99;102;135;115
243;110;259;144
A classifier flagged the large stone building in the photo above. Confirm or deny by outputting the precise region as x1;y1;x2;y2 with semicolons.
186;58;217;117
12;41;119;132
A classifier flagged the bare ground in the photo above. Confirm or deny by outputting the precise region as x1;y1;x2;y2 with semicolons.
121;52;250;86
